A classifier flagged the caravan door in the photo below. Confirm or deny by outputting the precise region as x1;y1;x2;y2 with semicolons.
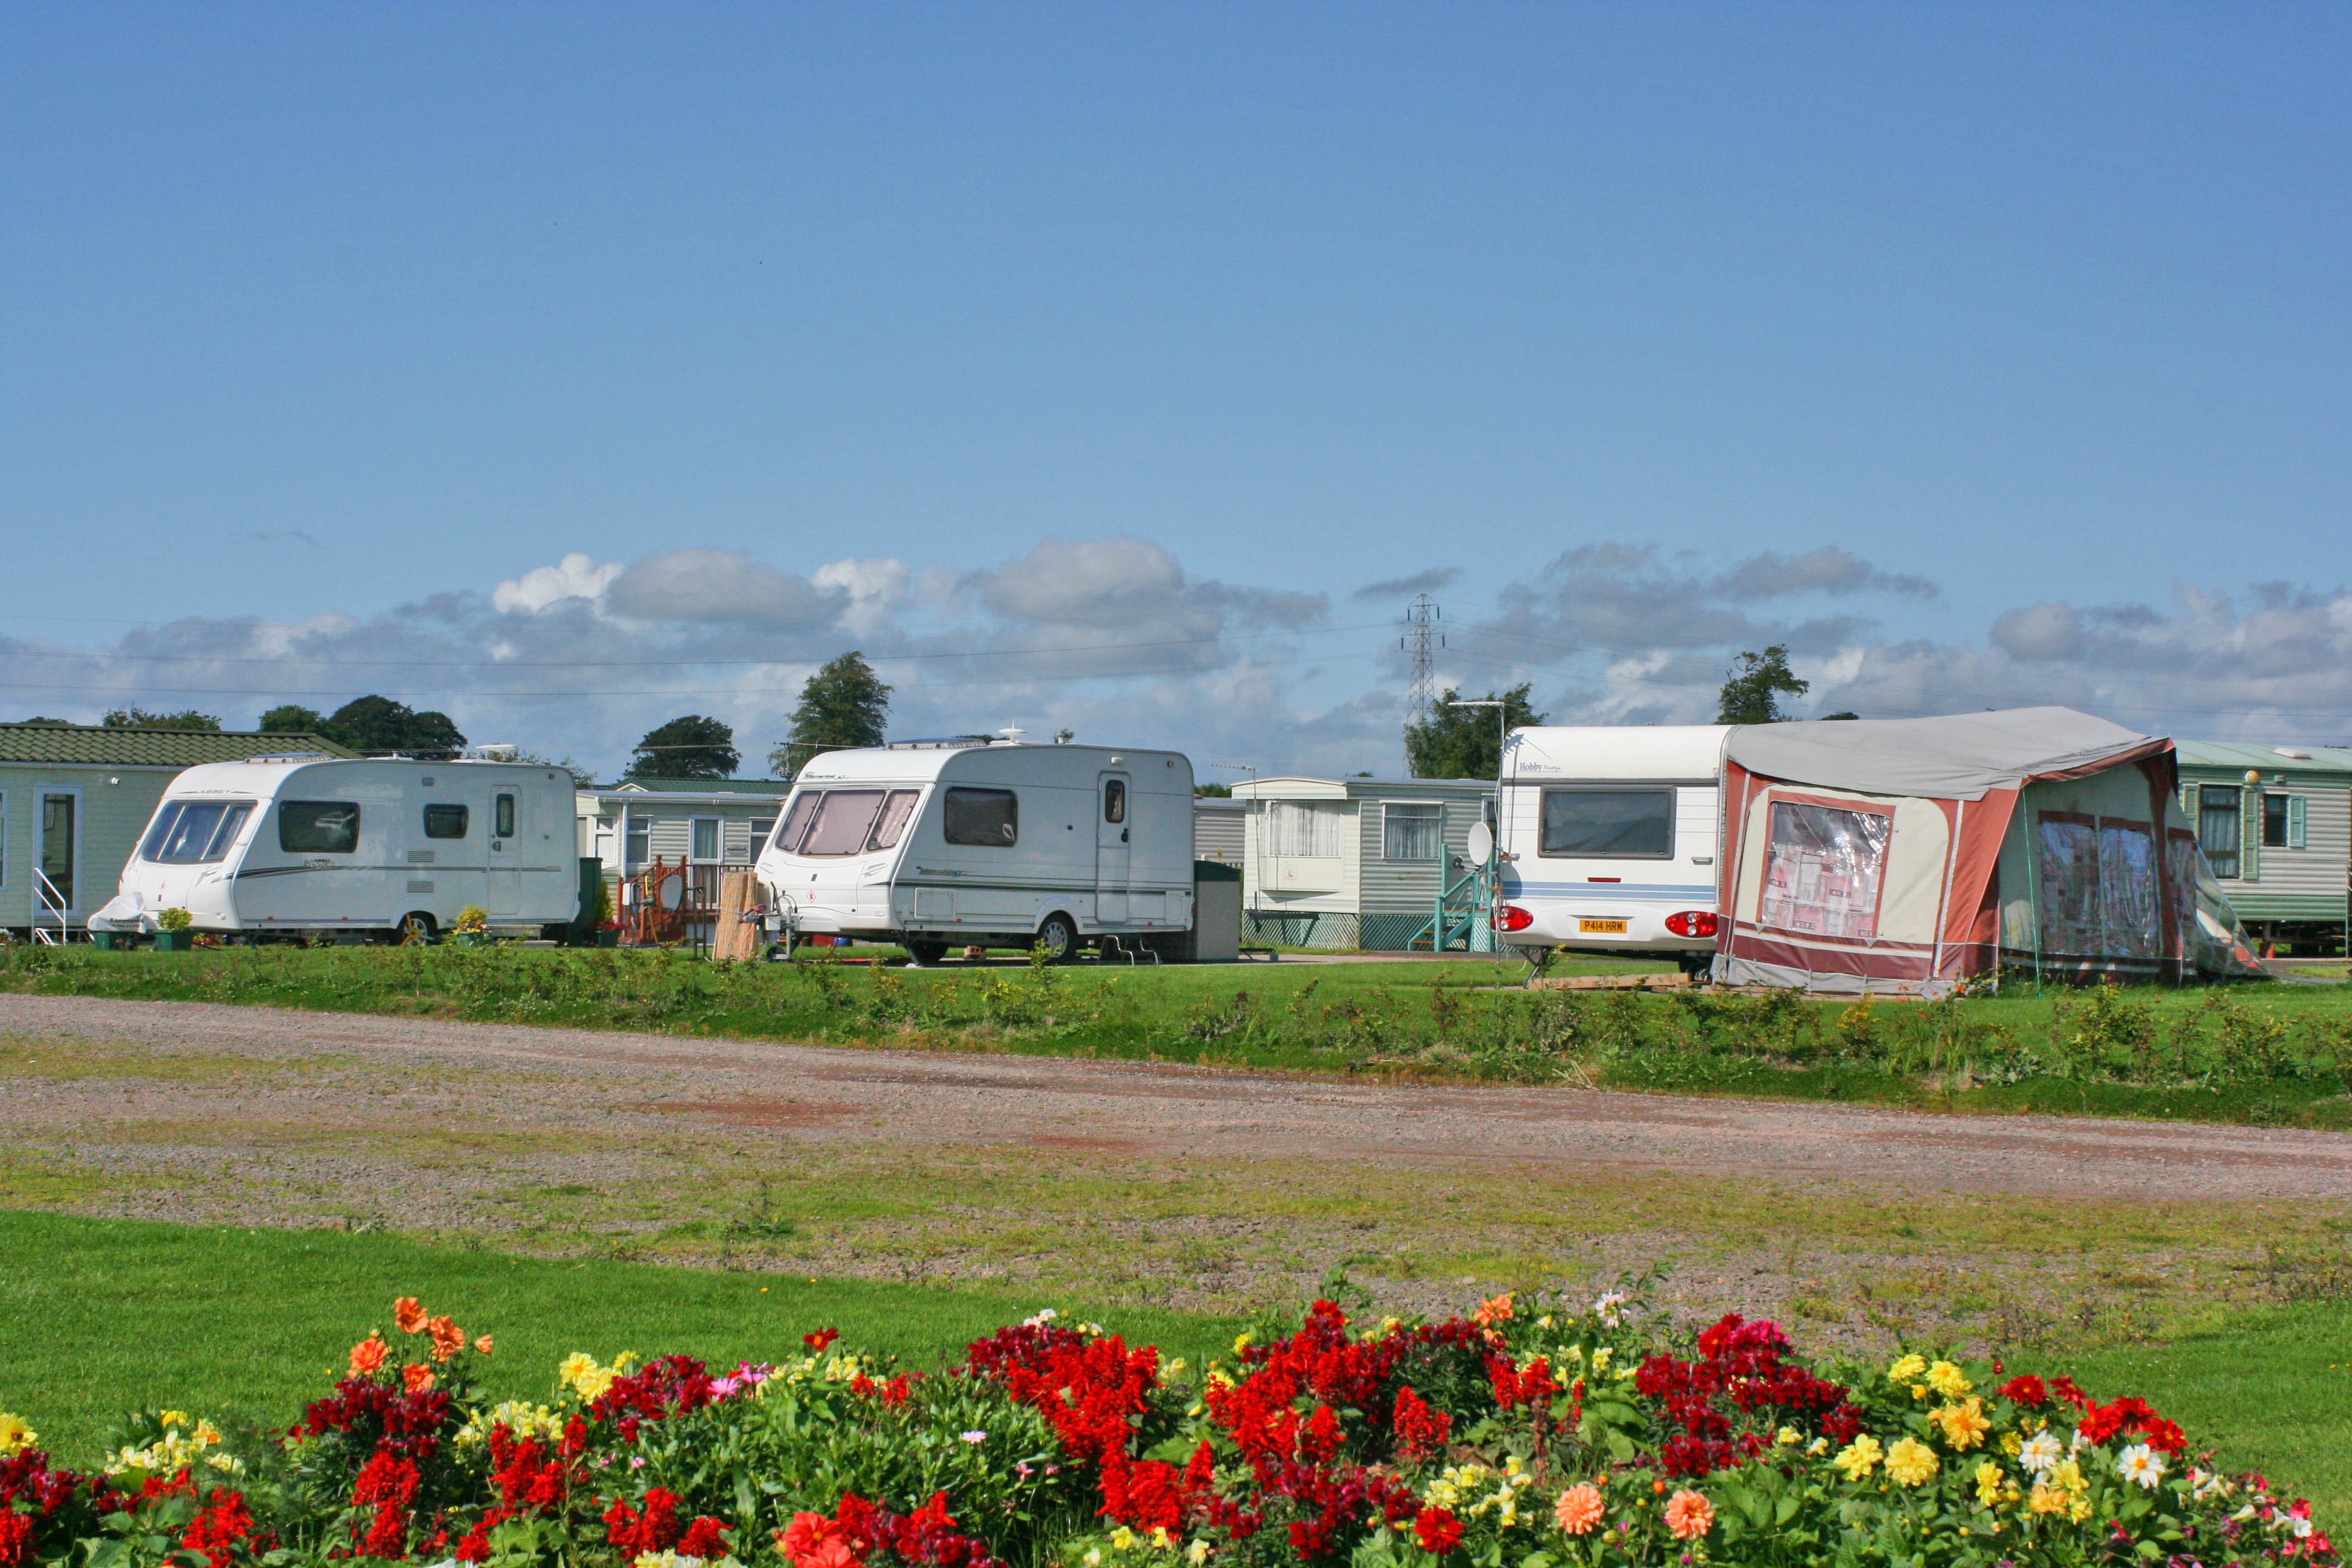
486;789;523;920
1096;772;1131;924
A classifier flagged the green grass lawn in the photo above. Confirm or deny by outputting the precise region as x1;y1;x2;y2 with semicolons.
8;943;2351;1126
3;1210;2345;1518
0;1209;1242;1466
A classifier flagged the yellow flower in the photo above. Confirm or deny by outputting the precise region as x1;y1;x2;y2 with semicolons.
1927;1361;1973;1399
1775;1426;1802;1447
160;1410;190;1429
2001;1431;2023;1457
1232;1333;1254;1356
1886;1437;1939;1487
1933;1399;1991;1451
1590;1348;1612;1372
1110;1528;1138;1552
2028;1484;2068;1516
1887;1354;1927;1382
0;1411;36;1456
1975;1462;2003;1508
1185;1543;1211;1567
1832;1435;1884;1480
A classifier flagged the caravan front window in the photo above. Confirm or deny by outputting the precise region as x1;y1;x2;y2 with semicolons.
142;800;255;864
867;789;919;851
773;792;820;853
801;791;885;856
280;801;361;854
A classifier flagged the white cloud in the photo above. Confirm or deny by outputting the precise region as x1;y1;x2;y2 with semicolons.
604;549;832;626
812;557;911;635
492;552;623;614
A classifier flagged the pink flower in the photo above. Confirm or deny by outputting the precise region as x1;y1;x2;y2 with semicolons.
1665;1491;1714;1541
1555;1484;1605;1537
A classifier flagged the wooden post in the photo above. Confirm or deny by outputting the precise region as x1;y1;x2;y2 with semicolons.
713;869;759;962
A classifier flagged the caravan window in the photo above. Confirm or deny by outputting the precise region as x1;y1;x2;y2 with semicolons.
2198;786;2241;878
1382;802;1444;861
1103;780;1127;823
867;790;919;851
423;804;470;839
944;787;1018;847
495;794;517;838
773;791;820;853
280;801;361;854
142;800;255;864
1758;801;1890;941
800;791;885;856
1539;790;1674;858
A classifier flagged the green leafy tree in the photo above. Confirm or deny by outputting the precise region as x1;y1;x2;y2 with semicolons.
102;707;221;731
769;652;892;777
627;715;740;779
1403;684;1544;779
256;704;328;733
1716;646;1810;724
322;695;468;758
1194;782;1232;798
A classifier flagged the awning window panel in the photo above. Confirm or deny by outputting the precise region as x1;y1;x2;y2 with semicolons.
1757;800;1891;940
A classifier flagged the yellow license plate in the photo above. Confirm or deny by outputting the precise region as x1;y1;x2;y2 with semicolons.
1579;918;1629;934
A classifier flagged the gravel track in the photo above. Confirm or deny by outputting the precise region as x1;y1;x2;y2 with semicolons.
8;993;2350;1204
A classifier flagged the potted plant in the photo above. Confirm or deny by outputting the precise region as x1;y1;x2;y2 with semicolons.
450;904;491;947
154;909;195;952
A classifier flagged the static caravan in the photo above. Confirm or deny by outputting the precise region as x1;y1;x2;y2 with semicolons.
2172;740;2352;956
99;756;580;940
1494;726;1731;971
754;738;1194;962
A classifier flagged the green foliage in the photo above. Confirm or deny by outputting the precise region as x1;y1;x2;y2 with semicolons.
1402;683;1543;779
319;695;468;759
100;707;222;731
154;907;192;932
773;652;893;778
1716;644;1809;724
257;704;328;734
1193;783;1232;797
627;714;741;779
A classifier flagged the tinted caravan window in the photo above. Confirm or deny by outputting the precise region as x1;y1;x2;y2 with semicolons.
800;791;884;856
1538;789;1674;858
943;787;1018;847
773;791;820;853
280;801;361;854
423;804;470;839
143;801;255;864
867;789;919;851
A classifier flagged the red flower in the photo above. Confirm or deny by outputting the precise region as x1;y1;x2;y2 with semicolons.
1998;1374;2050;1407
604;1489;682;1558
804;1328;840;1352
678;1516;731;1559
1391;1387;1451;1464
1414;1508;1463;1554
181;1489;264;1568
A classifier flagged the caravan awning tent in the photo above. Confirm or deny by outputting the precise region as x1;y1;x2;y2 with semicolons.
1716;708;2260;995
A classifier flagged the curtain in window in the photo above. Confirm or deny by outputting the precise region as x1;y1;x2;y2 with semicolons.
1758;801;1889;940
1269;802;1347;858
1382;803;1443;861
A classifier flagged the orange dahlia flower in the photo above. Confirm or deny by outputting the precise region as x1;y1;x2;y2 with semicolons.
402;1364;436;1393
349;1334;390;1377
1664;1490;1714;1541
1554;1484;1604;1536
474;1334;494;1356
393;1296;427;1334
426;1315;466;1363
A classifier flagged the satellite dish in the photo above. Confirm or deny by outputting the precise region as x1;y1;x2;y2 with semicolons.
658;877;684;911
1466;822;1495;866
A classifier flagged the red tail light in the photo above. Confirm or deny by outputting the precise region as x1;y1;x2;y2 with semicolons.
1664;910;1719;938
1499;904;1534;932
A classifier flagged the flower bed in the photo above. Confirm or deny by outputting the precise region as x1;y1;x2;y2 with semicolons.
0;1287;2330;1568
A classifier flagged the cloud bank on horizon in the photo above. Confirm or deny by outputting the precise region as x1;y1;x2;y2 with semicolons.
4;535;2346;776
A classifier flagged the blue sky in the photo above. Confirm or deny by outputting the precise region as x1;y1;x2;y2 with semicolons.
4;3;2348;773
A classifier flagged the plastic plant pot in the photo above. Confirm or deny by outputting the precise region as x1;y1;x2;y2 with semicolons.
153;930;194;952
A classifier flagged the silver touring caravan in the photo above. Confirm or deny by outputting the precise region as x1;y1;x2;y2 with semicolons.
98;756;580;941
754;737;1195;962
1493;725;1731;972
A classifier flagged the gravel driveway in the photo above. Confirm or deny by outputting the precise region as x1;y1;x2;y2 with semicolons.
9;993;2349;1204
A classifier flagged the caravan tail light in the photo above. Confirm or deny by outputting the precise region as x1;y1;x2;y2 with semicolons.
1498;905;1535;932
1664;910;1719;938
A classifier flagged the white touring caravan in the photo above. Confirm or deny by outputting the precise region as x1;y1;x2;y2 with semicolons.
99;756;580;941
1493;725;1731;973
755;737;1196;962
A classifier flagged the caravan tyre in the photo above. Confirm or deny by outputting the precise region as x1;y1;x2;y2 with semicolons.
903;938;949;966
395;911;439;947
1034;912;1079;964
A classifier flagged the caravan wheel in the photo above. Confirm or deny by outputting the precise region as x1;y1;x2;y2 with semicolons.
903;939;949;966
1034;912;1079;964
394;911;439;946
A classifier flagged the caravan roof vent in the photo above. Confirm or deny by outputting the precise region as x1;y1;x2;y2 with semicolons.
2273;747;2313;760
886;736;995;751
996;726;1028;743
245;753;327;763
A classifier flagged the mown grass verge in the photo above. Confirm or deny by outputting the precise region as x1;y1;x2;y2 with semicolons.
2;1210;2346;1518
7;944;2352;1126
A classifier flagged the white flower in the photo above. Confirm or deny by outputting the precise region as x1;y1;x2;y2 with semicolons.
1592;1291;1629;1327
1024;1308;1060;1327
2117;1445;2165;1490
2018;1432;2063;1476
2191;1468;2229;1500
1185;1543;1211;1566
961;1431;988;1445
2289;1517;2316;1541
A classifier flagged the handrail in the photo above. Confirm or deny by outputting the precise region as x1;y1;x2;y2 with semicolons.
1411;852;1497;955
30;866;70;946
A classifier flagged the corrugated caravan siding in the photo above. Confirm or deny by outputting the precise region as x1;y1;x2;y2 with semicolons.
1194;807;1246;863
2232;786;2351;920
723;819;755;861
1358;800;1440;913
646;817;693;859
